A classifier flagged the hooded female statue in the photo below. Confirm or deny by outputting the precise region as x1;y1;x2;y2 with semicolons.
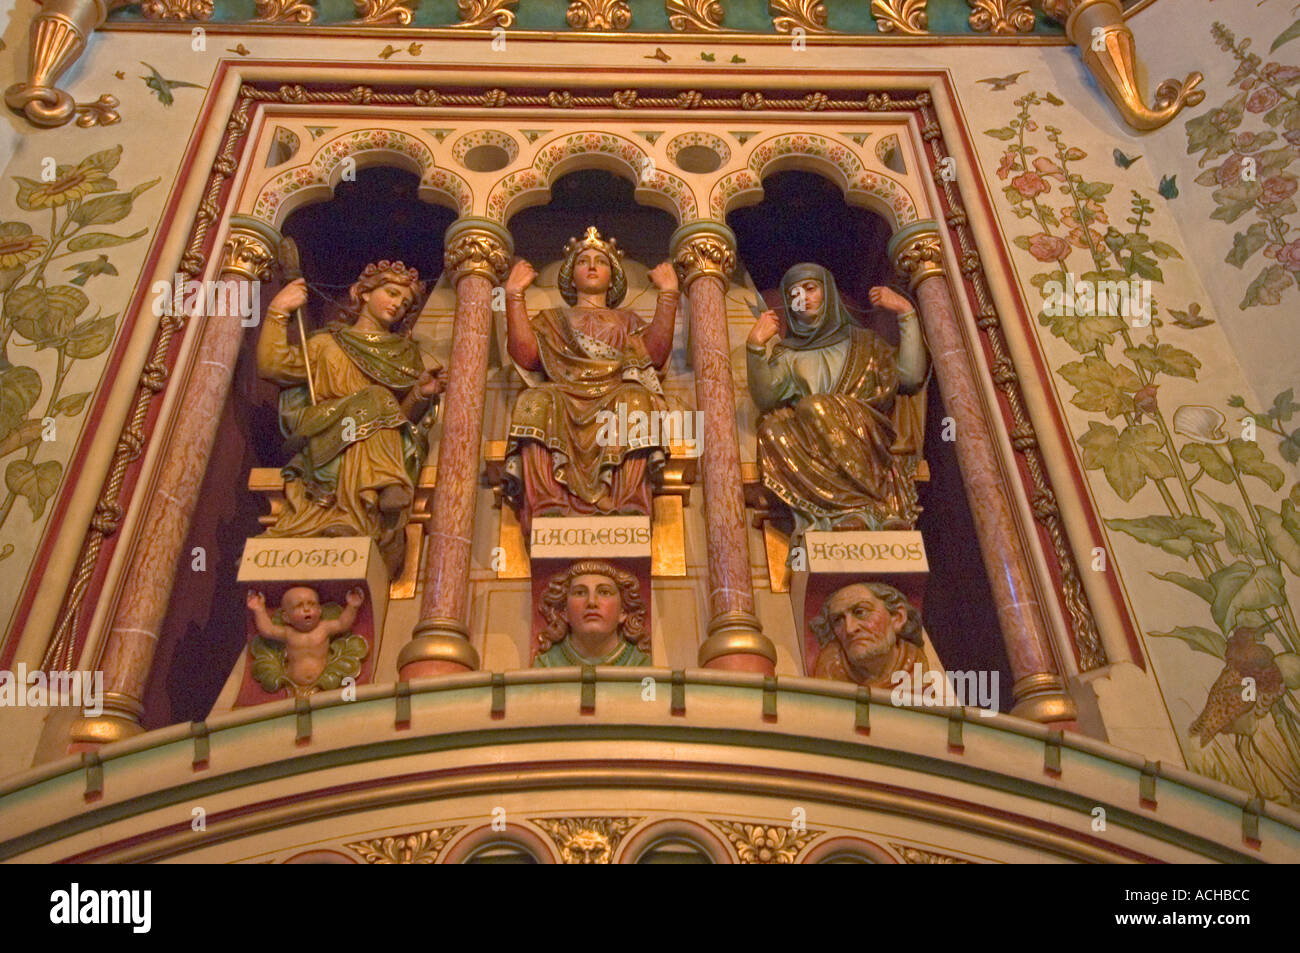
257;261;443;575
746;262;928;538
503;227;681;535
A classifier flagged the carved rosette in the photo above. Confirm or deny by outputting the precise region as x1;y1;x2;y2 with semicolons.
888;222;945;292
532;817;640;863
566;0;631;30
711;821;823;863
140;0;214;18
872;0;927;35
346;827;463;863
452;0;518;28
968;0;1034;33
354;0;419;24
443;226;511;286
1042;0;1204;130
667;0;725;32
769;0;829;33
221;216;280;283
254;0;317;23
672;227;737;291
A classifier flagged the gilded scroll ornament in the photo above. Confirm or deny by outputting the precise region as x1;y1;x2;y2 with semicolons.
1044;0;1204;130
443;228;511;285
890;228;944;291
221;225;278;283
254;0;317;23
769;0;829;34
711;821;822;863
140;0;214;17
967;0;1034;34
532;817;640;863
672;231;737;289
666;0;726;32
346;828;462;863
567;0;632;30
872;0;927;34
892;844;974;863
354;0;418;24
452;0;518;28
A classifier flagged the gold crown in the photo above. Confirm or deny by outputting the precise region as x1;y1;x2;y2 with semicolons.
563;226;623;264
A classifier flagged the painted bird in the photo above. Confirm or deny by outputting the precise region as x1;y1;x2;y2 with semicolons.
139;62;203;106
378;45;399;59
645;47;671;62
1169;302;1213;328
700;51;716;61
65;255;117;287
1158;174;1179;199
977;71;1028;91
408;42;423;55
228;44;252;56
1113;148;1142;169
731;54;746;63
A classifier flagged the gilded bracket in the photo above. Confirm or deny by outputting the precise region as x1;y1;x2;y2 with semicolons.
1042;0;1205;131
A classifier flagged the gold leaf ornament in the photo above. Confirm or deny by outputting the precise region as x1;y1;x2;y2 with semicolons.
666;0;725;32
967;0;1034;34
872;0;927;34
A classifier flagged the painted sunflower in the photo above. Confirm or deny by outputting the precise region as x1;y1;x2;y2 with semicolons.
0;222;47;269
15;155;116;211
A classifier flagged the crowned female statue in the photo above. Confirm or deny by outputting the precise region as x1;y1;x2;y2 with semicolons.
503;227;681;535
746;263;927;539
257;261;444;575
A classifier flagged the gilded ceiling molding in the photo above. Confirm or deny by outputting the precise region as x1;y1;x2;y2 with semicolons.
892;843;975;863
139;0;214;17
968;0;1035;34
354;0;419;25
345;827;463;863
769;0;830;34
710;821;823;863
1040;0;1203;130
532;817;641;863
4;0;132;128
253;0;317;24
872;0;927;34
666;0;726;32
451;0;518;28
567;0;632;30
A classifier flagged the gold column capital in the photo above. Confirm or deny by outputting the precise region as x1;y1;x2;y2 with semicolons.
221;215;281;282
887;220;945;292
698;611;776;667
670;221;737;293
67;692;146;748
400;619;481;671
444;217;513;286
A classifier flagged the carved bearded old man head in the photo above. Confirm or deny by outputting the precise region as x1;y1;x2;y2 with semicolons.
534;560;651;667
810;582;925;687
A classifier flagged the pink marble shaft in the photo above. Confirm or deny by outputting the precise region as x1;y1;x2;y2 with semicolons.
418;272;492;628
687;273;756;620
99;284;252;704
914;274;1057;681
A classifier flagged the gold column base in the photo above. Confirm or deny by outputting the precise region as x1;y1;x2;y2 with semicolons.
1009;673;1078;724
698;611;776;668
399;619;480;673
67;691;145;748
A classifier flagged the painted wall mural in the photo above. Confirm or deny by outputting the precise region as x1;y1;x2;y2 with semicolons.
988;86;1300;804
0;146;155;557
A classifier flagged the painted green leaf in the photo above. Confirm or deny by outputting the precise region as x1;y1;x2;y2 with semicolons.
52;391;91;417
70;179;159;228
1148;240;1181;260
4;458;61;520
1078;421;1176;501
1149;626;1227;659
1270;388;1298;423
1077;181;1113;200
1241;264;1294;308
1198;492;1264;561
0;365;41;438
0;267;22;295
1276;653;1300;690
4;285;88;346
1153;570;1214;603
1179;443;1234;483
1258;503;1300;574
81;145;123;175
985;127;1017;141
1227;222;1272;268
1059;356;1141;417
1209;560;1286;632
1123;343;1200;380
1105;514;1223;558
66;228;147;252
0;420;42;459
1228;437;1285;491
63;314;117;360
1281;428;1300;464
1040;309;1126;353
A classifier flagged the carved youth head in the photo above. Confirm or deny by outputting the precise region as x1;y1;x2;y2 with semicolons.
810;582;922;669
342;260;427;332
558;227;628;307
281;586;323;633
538;560;649;653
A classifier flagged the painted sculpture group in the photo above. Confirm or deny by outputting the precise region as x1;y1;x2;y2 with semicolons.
248;227;933;692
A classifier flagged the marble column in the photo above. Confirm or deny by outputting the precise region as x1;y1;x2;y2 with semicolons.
68;215;280;749
399;217;511;680
888;221;1076;724
671;222;776;675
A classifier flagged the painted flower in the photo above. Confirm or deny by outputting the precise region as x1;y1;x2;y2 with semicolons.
1274;239;1300;269
1173;406;1229;445
1246;87;1282;113
1032;156;1067;180
1068;226;1106;251
16;157;115;210
997;151;1019;179
1285;130;1300;147
1062;200;1109;229
0;222;47;268
1216;154;1250;188
1012;172;1050;198
1027;233;1071;263
1262;63;1300;84
1261;175;1298;205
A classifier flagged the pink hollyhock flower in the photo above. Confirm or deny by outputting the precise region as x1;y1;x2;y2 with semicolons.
1012;172;1050;199
1027;233;1071;262
1261;175;1298;205
1247;87;1282;112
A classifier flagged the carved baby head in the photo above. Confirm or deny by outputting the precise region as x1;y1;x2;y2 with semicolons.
281;586;323;633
